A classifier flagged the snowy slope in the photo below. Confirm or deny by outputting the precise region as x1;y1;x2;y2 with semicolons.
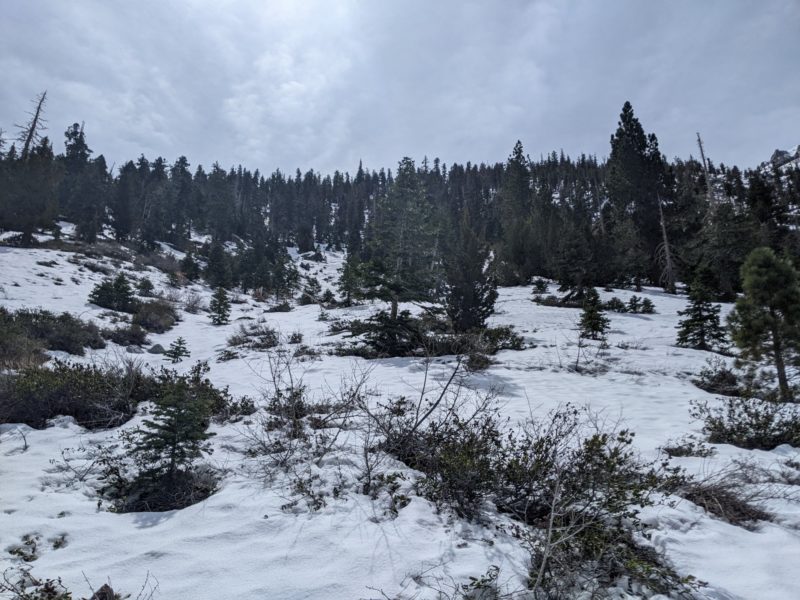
1;240;799;600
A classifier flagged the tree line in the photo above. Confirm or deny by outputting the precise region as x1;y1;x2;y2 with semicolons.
1;95;799;309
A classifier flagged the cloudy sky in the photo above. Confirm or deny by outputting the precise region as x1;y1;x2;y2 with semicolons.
1;0;798;175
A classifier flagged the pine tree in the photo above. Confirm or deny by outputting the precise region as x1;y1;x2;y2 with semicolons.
579;288;610;341
180;251;201;281
728;247;800;402
137;277;155;297
209;287;230;325
89;274;137;312
205;241;232;288
444;212;498;332
130;369;214;481
164;337;190;363
676;282;726;351
605;102;665;285
352;157;439;320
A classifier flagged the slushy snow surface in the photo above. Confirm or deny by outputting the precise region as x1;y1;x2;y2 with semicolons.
1;240;799;599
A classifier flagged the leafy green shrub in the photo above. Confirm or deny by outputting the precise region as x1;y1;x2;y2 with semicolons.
334;311;524;359
1;308;105;359
691;395;800;450
533;294;583;309
266;300;292;313
0;361;144;429
102;323;149;346
132;299;178;333
692;358;742;396
480;325;524;352
371;398;691;596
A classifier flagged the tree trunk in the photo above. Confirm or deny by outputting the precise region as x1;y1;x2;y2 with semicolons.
20;91;47;160
390;295;398;321
770;312;791;401
657;194;676;294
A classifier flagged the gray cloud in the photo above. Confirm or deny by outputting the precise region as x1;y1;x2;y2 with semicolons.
1;0;798;174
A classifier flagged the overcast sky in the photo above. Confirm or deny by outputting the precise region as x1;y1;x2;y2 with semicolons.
1;0;798;175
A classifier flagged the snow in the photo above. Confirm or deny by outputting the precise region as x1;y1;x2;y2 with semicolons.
1;239;799;599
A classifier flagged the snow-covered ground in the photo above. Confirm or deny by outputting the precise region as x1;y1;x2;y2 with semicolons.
1;239;799;599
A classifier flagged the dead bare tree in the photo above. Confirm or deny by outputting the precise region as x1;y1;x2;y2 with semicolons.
655;193;677;293
16;91;48;160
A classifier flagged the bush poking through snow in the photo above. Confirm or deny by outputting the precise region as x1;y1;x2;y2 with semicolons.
227;321;279;350
0;308;106;367
691;395;800;450
102;323;149;347
132;299;178;333
0;360;144;429
182;291;204;314
359;359;694;597
678;479;772;529
0;567;158;599
334;310;523;359
692;357;743;397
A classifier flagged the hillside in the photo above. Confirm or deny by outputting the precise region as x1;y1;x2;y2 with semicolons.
1;232;799;600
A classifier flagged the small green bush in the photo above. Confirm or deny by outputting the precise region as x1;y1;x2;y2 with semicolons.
692;395;800;450
0;361;143;429
103;323;149;346
0;308;105;366
266;300;292;313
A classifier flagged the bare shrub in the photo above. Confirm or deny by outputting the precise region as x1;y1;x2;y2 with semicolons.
183;291;205;314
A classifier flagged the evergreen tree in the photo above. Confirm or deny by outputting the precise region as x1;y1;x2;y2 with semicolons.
5;138;62;243
131;367;214;481
444;212;498;332
181;251;201;281
728;247;800;401
205;241;232;288
627;295;641;313
164;337;190;363
137;277;155;297
579;288;610;340
495;141;535;284
605;102;665;285
676;282;726;351
353;157;439;319
89;274;137;312
209;287;231;325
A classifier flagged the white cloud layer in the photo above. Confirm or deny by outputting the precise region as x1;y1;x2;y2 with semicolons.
1;0;798;173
